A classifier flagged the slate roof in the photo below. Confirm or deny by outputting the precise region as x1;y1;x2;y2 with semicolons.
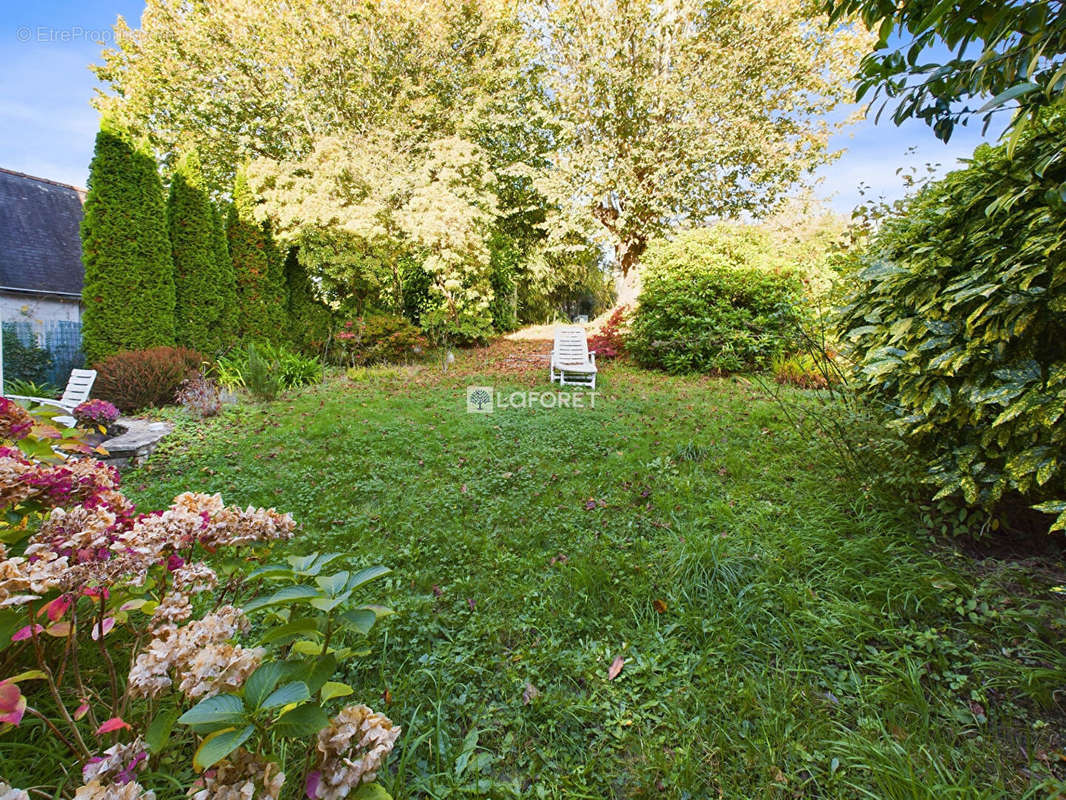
0;167;85;297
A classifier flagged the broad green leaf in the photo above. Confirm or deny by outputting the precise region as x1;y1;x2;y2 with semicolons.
244;662;286;710
145;708;181;754
351;784;392;800
259;617;323;646
262;681;310;710
243;585;324;613
309;594;351;612
320;681;354;702
193;724;255;771
178;694;246;728
316;571;350;597
346;566;391;592
291;639;325;655
272;703;329;738
339;608;377;635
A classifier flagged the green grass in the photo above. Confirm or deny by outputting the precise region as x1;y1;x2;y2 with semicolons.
122;356;1066;799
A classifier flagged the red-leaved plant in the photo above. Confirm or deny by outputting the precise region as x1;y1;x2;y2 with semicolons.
587;306;630;361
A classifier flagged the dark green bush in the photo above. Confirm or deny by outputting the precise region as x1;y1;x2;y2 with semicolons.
227;169;288;344
2;328;52;387
628;231;805;373
168;149;238;354
838;116;1066;530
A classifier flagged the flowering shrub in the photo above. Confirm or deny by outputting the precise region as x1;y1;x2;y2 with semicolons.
73;399;121;430
93;347;207;411
0;404;401;799
587;306;629;361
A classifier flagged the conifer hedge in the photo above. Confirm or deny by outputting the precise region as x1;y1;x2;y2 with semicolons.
81;122;176;365
227;170;288;343
168;149;234;354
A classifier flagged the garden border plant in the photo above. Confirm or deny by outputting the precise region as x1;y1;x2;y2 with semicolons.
0;398;402;799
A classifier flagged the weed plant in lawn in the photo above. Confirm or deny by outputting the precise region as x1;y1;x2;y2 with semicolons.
123;350;1066;799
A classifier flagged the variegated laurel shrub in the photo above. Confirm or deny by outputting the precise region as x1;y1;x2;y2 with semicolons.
839;116;1066;530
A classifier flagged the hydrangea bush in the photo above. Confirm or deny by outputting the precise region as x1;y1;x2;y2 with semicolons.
73;399;121;430
0;401;400;799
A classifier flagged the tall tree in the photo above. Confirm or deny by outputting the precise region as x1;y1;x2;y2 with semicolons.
283;247;331;353
539;0;870;274
167;148;233;353
826;0;1066;143
227;169;286;343
81;119;175;364
208;201;239;347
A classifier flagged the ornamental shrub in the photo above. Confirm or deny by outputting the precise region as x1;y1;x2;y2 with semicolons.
334;313;428;367
1;327;52;386
168;149;237;354
588;306;629;361
81;120;176;364
838;116;1066;530
628;231;805;373
93;346;206;411
0;402;400;799
72;398;120;429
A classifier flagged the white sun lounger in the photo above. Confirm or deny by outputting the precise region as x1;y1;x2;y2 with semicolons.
550;326;597;389
7;368;97;427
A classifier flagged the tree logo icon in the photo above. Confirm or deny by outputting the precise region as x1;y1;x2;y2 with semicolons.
467;386;494;413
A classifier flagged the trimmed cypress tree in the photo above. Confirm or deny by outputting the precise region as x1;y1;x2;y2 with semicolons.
263;220;291;343
227;169;287;343
209;202;239;348
167;149;223;353
81;120;175;365
283;247;331;353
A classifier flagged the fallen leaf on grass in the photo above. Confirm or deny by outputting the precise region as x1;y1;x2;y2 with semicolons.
653;599;667;614
608;655;624;680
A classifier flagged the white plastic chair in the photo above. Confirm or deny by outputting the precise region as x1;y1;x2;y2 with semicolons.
7;368;97;427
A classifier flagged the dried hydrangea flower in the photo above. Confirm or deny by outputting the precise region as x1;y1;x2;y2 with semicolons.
177;642;265;699
312;705;401;800
0;782;29;800
83;737;148;784
74;780;155;800
128;606;251;699
187;749;284;800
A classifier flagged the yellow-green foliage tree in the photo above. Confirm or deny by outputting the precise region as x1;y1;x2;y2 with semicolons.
537;0;871;274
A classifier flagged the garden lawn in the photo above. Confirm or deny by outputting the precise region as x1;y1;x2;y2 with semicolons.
126;341;1066;799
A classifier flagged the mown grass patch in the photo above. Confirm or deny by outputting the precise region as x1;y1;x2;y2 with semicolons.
121;351;1066;799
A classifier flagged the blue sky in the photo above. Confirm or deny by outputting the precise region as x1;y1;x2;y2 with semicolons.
1;1;1005;215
